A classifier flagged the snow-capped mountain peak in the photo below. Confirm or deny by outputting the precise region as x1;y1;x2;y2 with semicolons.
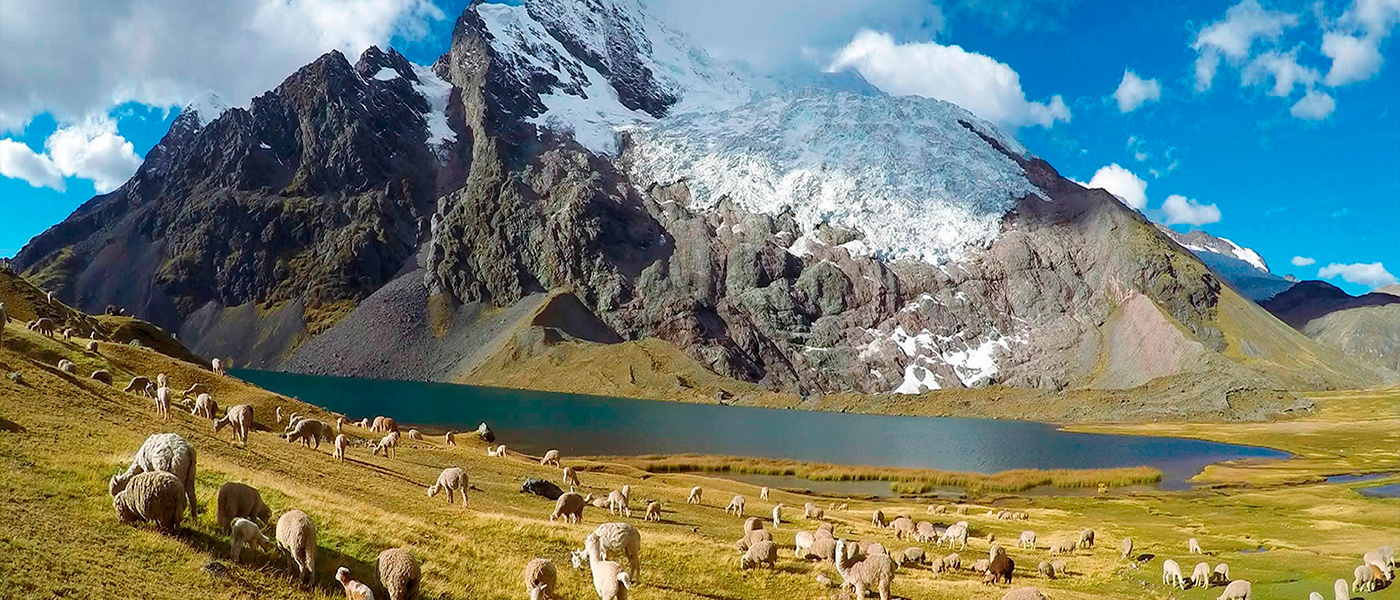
182;92;231;127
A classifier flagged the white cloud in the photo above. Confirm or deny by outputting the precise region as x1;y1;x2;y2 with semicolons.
0;0;446;130
1113;69;1162;113
647;0;945;70
1192;0;1300;92
0;117;142;193
1339;0;1400;37
1290;88;1337;120
1160;194;1222;226
1242;50;1320;97
1291;256;1316;266
0;139;65;191
827;30;1070;129
1318;261;1398;288
1321;32;1385;86
1126;135;1150;162
1085;163;1148;210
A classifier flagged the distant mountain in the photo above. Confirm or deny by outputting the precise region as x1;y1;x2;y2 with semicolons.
10;0;1383;418
1158;227;1295;302
1259;280;1400;374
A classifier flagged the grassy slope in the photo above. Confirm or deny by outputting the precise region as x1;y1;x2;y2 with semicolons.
4;314;1399;600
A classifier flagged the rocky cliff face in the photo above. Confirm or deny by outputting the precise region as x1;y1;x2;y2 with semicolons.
11;0;1380;403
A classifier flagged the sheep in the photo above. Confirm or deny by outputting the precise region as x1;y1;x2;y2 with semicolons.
941;523;969;550
151;385;173;420
945;552;963;571
214;404;254;445
90;369;112;384
124;376;151;395
725;494;745;516
110;433;198;520
620;485;631;507
1365;550;1393;579
370;416;395;432
407;428;423;441
984;554;1014;585
759;486;769;500
488;444;508;457
956;505;968;515
1189;537;1203;554
277;510;317;586
687;486;702;504
1335;578;1349;600
428;467;469;507
86;340;98;352
276;407;283;423
891;516;914;539
62;327;73;341
736;530;772;553
1051;559;1068;574
357;418;370;428
1078;528;1095;549
46;291;54;304
335;417;346;435
861;541;888;558
552;492;586;523
1213;563;1230;585
833;539;895;600
804;502;823;520
57;359;75;375
1050;538;1077;555
1037;561;1055;579
286;418;327;449
444;430;455;446
989;543;1006;561
230;517;271;563
334;434;347;460
535;449;561;467
112;470;186;532
375;548;422;600
1192;562;1211;588
772;503;783;527
191;393;218;420
583;531;631;600
571;523;641;582
336;567;376;600
912;520;936;543
645;501;661;522
216;482;271;529
1216;579;1251;600
971;558;990;574
1000;589;1049;600
608;490;632;518
1019;530;1037;549
157;373;168;388
1122;537;1134;559
785;530;813;557
35;317;56;337
816;521;834;536
211;358;223;374
1379;545;1396;568
740;540;778;569
805;536;837;561
183;383;208;398
1354;564;1376;592
901;547;926;566
1163;559;1186;590
372;431;400;458
554;467;579;489
932;504;947;514
872;509;887;528
525;558;557;600
1310;593;1324;600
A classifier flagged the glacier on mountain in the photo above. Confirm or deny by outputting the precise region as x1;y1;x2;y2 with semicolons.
625;91;1046;264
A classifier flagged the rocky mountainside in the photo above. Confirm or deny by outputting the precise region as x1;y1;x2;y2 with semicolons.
1158;227;1295;301
10;0;1383;416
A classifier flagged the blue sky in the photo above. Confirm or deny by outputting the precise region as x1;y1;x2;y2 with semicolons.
1;0;1396;294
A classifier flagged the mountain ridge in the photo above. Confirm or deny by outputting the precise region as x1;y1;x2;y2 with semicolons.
10;0;1384;415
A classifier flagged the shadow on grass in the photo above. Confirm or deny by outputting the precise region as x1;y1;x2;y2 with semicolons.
652;583;747;600
0;415;27;432
174;521;390;598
